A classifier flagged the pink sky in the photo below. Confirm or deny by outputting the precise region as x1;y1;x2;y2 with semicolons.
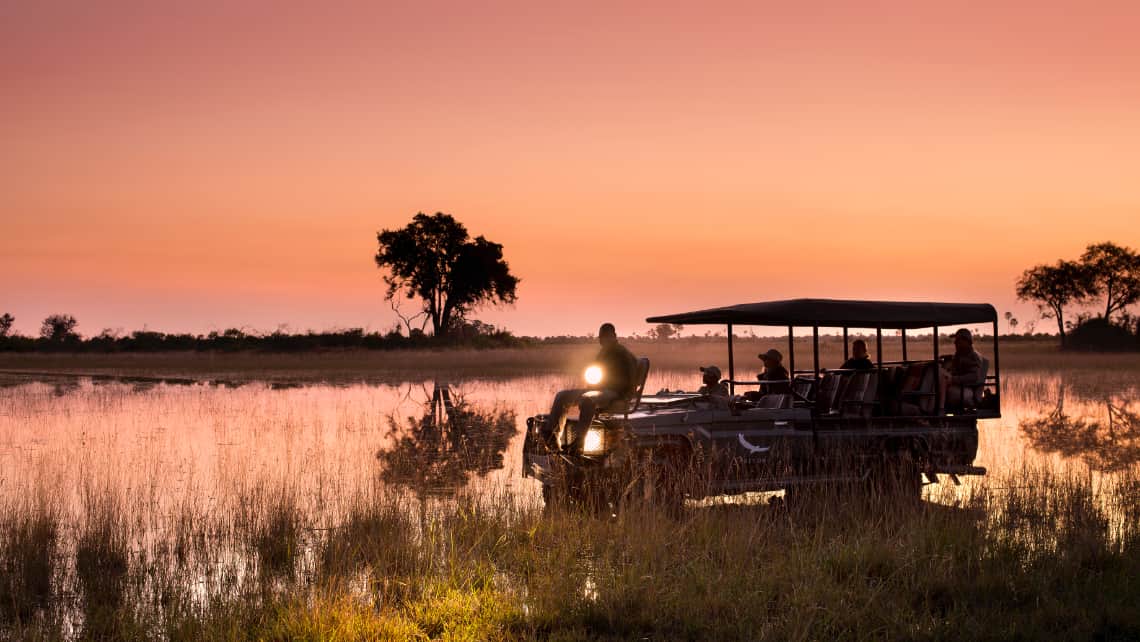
3;1;1139;336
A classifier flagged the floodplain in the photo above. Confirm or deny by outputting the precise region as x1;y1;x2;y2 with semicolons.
1;342;1138;640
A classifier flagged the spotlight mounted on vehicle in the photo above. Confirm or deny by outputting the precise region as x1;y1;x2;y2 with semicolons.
584;365;603;386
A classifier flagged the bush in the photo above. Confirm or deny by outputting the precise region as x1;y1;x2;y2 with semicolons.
1066;317;1140;352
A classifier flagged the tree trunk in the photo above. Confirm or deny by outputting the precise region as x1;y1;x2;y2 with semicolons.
1054;306;1066;348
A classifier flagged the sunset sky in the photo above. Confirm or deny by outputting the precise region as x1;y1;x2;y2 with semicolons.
3;1;1139;337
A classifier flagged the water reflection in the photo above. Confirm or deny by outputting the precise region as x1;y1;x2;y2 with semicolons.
377;383;516;495
1020;384;1140;473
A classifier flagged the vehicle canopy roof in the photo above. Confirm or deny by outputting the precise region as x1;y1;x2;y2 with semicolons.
646;298;997;330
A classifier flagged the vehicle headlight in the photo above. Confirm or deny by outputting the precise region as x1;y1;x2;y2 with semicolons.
582;428;605;454
584;365;603;386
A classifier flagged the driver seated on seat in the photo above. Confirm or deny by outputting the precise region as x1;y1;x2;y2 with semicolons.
543;323;638;451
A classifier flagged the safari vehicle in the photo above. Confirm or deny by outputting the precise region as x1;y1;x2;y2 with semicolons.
522;299;1001;508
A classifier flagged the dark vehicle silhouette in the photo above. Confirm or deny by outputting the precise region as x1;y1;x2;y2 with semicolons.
523;299;1001;509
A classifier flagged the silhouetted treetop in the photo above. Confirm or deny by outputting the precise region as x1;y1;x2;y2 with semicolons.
40;314;79;342
0;313;13;337
1016;260;1094;347
375;212;518;338
1081;242;1140;323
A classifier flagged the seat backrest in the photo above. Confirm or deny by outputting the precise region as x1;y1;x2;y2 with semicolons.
755;393;791;409
896;362;936;411
976;356;990;386
840;371;879;418
792;376;815;402
816;373;839;413
628;357;651;412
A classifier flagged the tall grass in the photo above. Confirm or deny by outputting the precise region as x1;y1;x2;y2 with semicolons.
2;465;1138;640
1;372;1138;640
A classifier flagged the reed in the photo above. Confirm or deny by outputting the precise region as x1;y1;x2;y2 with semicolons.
0;464;1137;640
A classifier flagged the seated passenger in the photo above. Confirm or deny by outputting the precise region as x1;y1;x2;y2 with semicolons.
939;328;984;411
543;323;639;451
698;365;729;399
756;348;791;395
840;339;874;370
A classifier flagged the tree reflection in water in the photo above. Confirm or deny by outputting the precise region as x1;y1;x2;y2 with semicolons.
1021;383;1140;472
377;382;516;494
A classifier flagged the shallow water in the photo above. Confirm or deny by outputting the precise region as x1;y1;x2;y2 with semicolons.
2;368;1138;517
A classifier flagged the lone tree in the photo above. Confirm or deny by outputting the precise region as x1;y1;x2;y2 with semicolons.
375;213;519;338
1016;261;1094;347
1081;242;1140;323
0;313;13;337
40;314;79;342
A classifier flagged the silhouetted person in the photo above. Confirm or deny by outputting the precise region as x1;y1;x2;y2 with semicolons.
841;339;874;370
698;365;729;398
940;328;984;410
543;323;638;451
743;349;790;400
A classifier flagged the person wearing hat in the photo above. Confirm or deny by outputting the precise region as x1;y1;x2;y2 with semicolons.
939;328;984;410
698;365;729;399
756;348;791;395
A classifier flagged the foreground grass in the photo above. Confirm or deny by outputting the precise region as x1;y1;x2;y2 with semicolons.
0;337;1128;383
3;467;1139;641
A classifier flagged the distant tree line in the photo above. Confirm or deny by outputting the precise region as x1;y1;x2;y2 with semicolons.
0;313;531;353
1017;241;1140;350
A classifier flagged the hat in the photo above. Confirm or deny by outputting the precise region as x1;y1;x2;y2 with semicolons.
758;348;783;362
952;328;973;342
700;365;722;379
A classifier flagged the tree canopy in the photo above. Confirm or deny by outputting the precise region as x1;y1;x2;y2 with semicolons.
40;314;79;342
1081;242;1140;323
1015;260;1094;347
375;213;519;337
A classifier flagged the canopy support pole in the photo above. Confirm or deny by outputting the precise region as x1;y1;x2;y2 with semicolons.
933;325;940;414
843;327;849;361
727;323;735;397
812;326;820;379
992;319;1000;400
787;325;795;375
876;327;883;369
901;328;908;361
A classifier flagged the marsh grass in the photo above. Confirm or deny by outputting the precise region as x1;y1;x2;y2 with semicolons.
1;465;1139;640
0;490;60;625
3;371;1140;640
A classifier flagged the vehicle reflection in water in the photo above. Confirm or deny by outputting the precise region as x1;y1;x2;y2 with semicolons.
377;383;516;496
1020;383;1140;473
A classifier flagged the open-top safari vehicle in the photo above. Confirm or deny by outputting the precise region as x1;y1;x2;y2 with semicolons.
522;299;1001;509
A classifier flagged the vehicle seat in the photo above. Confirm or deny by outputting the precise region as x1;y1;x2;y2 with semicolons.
816;373;843;414
601;357;651;415
956;356;989;409
792;375;816;405
899;362;937;415
839;371;879;418
754;393;791;409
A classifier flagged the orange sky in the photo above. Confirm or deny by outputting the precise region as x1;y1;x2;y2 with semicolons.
3;1;1139;337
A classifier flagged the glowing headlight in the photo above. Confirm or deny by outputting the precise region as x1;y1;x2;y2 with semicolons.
584;365;604;386
582;428;605;454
